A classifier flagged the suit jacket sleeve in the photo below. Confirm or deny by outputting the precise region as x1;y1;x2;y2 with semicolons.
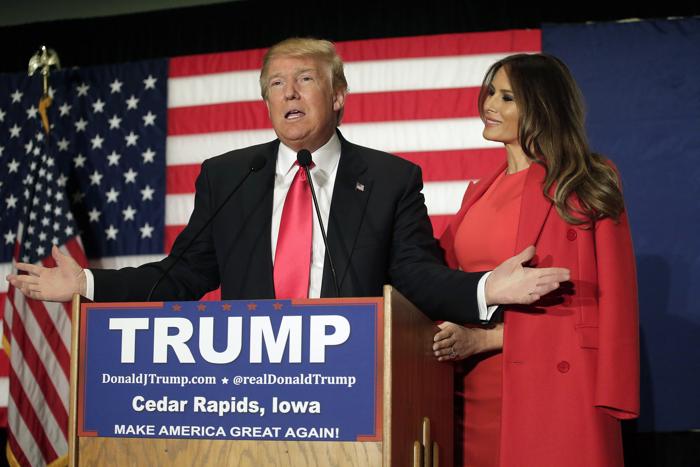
593;208;640;419
387;164;483;323
92;159;221;302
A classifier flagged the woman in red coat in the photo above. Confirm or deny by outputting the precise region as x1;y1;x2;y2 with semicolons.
432;54;639;466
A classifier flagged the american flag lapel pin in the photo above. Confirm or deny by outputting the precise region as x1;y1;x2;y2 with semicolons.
355;181;365;192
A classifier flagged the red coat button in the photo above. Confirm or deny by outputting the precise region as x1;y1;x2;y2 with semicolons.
567;229;577;241
557;361;570;373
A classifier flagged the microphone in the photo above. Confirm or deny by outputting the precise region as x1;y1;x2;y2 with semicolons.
146;155;267;301
297;149;340;297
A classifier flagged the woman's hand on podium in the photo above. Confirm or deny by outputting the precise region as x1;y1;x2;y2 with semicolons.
432;322;504;362
6;245;86;302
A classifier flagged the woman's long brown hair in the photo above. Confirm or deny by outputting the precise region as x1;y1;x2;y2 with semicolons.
478;54;624;225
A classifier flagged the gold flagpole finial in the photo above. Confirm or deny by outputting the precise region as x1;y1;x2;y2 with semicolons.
28;46;61;133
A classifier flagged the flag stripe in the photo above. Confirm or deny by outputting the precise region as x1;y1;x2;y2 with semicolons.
167;52;534;108
7;397;47;467
165;118;500;166
395;148;506;182
165;146;504;197
88;254;165;269
165;178;474;227
7;310;64;463
23;297;70;382
168;30;541;77
168;87;484;136
8;297;69;438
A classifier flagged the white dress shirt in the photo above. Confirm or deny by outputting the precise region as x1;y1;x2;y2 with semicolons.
271;134;340;299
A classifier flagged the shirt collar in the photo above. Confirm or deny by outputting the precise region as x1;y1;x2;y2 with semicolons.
276;132;341;177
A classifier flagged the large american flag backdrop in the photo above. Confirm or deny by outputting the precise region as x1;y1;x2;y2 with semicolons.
0;17;698;465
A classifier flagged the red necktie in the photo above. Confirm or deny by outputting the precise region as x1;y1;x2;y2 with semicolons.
274;163;312;299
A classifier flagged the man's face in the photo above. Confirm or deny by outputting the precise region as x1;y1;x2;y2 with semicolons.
264;56;346;153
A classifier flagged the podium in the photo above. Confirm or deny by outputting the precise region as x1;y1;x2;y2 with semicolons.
68;285;453;466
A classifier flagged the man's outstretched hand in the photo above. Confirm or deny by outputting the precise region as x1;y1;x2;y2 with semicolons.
485;246;569;306
6;245;86;302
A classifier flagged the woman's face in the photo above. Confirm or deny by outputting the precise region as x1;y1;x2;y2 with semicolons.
482;67;520;146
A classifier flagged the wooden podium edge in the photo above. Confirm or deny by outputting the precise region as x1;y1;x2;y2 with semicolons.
68;293;82;467
382;285;454;467
382;285;393;467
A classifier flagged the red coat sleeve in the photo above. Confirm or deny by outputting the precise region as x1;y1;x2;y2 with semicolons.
593;209;640;419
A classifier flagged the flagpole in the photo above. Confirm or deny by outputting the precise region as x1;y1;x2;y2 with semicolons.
14;47;62;259
28;45;60;133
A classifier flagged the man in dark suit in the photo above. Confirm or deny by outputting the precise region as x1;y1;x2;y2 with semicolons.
7;38;568;323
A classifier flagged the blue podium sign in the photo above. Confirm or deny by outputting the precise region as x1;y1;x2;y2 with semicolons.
77;298;383;442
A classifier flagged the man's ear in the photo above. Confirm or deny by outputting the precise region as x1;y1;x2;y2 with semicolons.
332;88;346;112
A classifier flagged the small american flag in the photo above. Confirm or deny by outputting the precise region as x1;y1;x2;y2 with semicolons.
0;59;167;466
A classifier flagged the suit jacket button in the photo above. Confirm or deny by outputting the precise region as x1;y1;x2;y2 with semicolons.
567;229;577;241
557;361;570;373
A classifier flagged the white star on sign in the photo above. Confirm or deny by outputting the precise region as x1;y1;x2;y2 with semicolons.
11;90;23;103
9;124;21;138
8;159;20;173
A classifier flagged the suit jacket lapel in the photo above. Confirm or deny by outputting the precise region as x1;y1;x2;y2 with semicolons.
514;162;554;254
321;133;371;296
238;140;278;296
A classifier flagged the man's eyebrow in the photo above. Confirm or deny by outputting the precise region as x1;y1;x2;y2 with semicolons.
268;67;316;80
296;67;316;75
